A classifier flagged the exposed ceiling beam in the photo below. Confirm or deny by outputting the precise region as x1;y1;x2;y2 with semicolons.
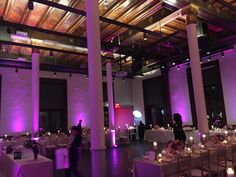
214;0;236;12
31;0;162;38
0;40;113;60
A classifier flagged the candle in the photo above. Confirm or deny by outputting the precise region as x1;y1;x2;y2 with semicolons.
26;132;29;136
4;134;7;138
48;132;51;136
153;142;157;150
189;136;194;144
157;153;162;162
227;167;234;177
225;130;228;136
150;124;152;128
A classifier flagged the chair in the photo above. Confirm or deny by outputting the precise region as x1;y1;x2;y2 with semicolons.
169;154;192;177
209;147;227;177
227;144;236;168
191;151;210;177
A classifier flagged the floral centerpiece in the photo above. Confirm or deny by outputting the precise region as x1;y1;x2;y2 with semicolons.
209;134;224;144
24;139;40;159
163;140;184;154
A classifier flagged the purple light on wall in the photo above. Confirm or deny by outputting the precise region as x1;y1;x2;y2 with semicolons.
110;130;117;147
169;66;192;124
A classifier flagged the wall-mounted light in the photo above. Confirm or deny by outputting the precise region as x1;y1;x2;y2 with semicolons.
172;62;176;66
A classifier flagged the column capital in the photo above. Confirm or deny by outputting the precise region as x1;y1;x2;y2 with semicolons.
32;48;40;54
181;4;198;24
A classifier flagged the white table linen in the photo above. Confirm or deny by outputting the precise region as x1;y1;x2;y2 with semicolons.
0;153;53;177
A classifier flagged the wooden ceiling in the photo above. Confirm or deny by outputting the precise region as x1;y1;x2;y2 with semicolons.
0;0;236;75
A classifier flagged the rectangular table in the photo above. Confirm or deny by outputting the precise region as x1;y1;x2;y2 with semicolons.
133;145;232;177
0;152;53;177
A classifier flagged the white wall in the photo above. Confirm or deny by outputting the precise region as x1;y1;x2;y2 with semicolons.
0;67;132;135
0;68;32;135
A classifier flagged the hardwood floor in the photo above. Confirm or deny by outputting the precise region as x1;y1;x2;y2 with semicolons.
55;141;163;177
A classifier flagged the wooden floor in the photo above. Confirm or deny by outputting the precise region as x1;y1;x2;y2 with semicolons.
55;141;163;177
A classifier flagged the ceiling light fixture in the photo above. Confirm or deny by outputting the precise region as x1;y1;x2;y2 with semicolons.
143;33;147;41
28;0;34;10
207;55;211;62
50;51;53;58
221;51;224;58
7;26;11;34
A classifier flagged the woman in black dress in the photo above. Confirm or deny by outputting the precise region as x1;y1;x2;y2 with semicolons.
173;113;186;143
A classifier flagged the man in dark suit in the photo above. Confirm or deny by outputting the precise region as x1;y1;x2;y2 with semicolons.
66;126;82;177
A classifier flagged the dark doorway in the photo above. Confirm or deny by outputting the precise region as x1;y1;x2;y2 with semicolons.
40;78;67;133
187;60;227;128
143;74;172;128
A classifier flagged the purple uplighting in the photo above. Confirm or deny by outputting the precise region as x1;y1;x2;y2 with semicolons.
169;66;192;124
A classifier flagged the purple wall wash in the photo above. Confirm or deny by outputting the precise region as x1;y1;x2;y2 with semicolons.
0;68;32;135
219;49;236;124
168;65;192;124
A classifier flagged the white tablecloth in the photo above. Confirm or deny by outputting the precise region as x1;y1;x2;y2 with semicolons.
133;144;232;177
144;129;199;143
0;153;53;177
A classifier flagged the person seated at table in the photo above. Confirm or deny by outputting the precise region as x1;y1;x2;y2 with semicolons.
138;121;145;141
172;113;186;143
66;126;82;177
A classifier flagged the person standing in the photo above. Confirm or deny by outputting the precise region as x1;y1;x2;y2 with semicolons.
77;120;82;134
66;126;82;177
172;113;186;143
138;121;145;141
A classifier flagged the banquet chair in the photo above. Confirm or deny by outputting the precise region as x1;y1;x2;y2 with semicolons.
191;150;210;177
209;147;227;177
227;144;236;168
169;154;192;177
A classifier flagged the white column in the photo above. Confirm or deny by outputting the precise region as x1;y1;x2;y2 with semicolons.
106;62;116;147
186;23;209;134
86;0;106;150
32;48;40;137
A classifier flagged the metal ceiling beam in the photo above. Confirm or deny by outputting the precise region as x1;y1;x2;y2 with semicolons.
0;19;87;43
31;0;162;38
214;0;236;12
0;40;113;60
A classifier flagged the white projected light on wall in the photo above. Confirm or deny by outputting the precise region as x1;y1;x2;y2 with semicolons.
133;110;142;118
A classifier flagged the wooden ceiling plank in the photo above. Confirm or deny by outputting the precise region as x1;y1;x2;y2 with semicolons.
3;0;13;21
